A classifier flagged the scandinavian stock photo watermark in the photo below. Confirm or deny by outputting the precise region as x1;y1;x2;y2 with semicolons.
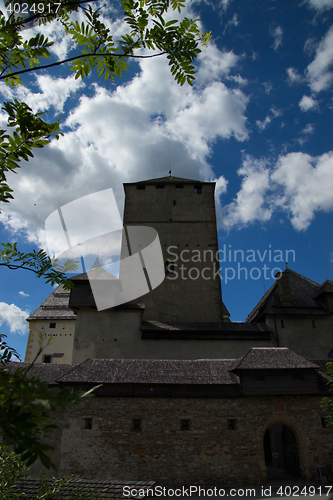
166;245;296;284
44;188;165;311
123;484;333;497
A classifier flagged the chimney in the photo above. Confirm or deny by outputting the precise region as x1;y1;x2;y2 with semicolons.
276;269;293;306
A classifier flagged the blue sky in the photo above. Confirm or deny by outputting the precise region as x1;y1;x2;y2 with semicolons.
0;0;333;360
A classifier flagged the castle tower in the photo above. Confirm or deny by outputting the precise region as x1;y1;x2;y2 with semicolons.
122;175;230;323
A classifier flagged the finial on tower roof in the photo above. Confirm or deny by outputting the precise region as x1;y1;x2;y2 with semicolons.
168;170;172;177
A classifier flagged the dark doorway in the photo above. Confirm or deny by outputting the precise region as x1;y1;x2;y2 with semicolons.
264;424;301;480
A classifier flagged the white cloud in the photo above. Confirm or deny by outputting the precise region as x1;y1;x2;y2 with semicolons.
287;29;333;95
196;44;240;85
301;123;315;135
164;81;249;159
286;67;304;85
29;75;86;114
214;175;229;227
0;303;29;335
271;151;333;230
0;75;85;116
299;95;319;111
256;116;272;132
223;157;272;229
220;0;233;11
256;108;283;132
19;291;30;297
305;0;333;10
220;150;333;231
296;123;315;145
271;26;283;52
223;13;239;33
306;27;333;92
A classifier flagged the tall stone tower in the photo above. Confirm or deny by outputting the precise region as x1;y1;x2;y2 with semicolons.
122;175;229;323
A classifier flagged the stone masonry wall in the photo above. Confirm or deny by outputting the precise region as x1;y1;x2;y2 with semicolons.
50;394;333;487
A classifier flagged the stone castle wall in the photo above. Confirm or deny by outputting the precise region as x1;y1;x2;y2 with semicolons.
42;394;333;487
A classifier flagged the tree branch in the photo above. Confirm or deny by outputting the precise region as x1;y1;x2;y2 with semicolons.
0;50;167;80
0;262;42;272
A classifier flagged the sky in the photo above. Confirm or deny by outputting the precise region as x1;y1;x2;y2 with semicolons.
0;0;333;360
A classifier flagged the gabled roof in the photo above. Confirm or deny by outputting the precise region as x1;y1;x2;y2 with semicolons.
124;175;213;186
230;347;318;371
27;285;76;321
314;279;333;298
247;268;331;322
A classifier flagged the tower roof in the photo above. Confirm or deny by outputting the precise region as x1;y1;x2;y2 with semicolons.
27;285;76;321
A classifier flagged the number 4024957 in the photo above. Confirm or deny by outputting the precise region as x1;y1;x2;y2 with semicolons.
6;3;61;15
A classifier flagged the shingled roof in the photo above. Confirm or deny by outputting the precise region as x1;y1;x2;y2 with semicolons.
6;361;77;385
57;358;239;385
247;268;331;322
230;347;319;371
27;285;76;321
11;478;155;499
8;347;326;397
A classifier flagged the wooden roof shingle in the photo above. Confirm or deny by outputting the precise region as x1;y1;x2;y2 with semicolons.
230;347;319;371
27;285;76;321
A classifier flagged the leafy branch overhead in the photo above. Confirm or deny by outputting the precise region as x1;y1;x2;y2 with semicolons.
1;0;210;86
0;242;78;289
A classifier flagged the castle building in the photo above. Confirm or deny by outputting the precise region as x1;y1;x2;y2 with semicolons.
22;175;333;486
20;347;333;486
26;176;333;363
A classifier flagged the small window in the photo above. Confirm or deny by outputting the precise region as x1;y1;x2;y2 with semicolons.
194;184;202;194
227;419;237;430
83;418;92;430
181;419;191;431
132;419;142;431
49;322;56;329
321;417;328;428
136;184;145;190
312;320;316;328
43;355;52;364
281;320;285;328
